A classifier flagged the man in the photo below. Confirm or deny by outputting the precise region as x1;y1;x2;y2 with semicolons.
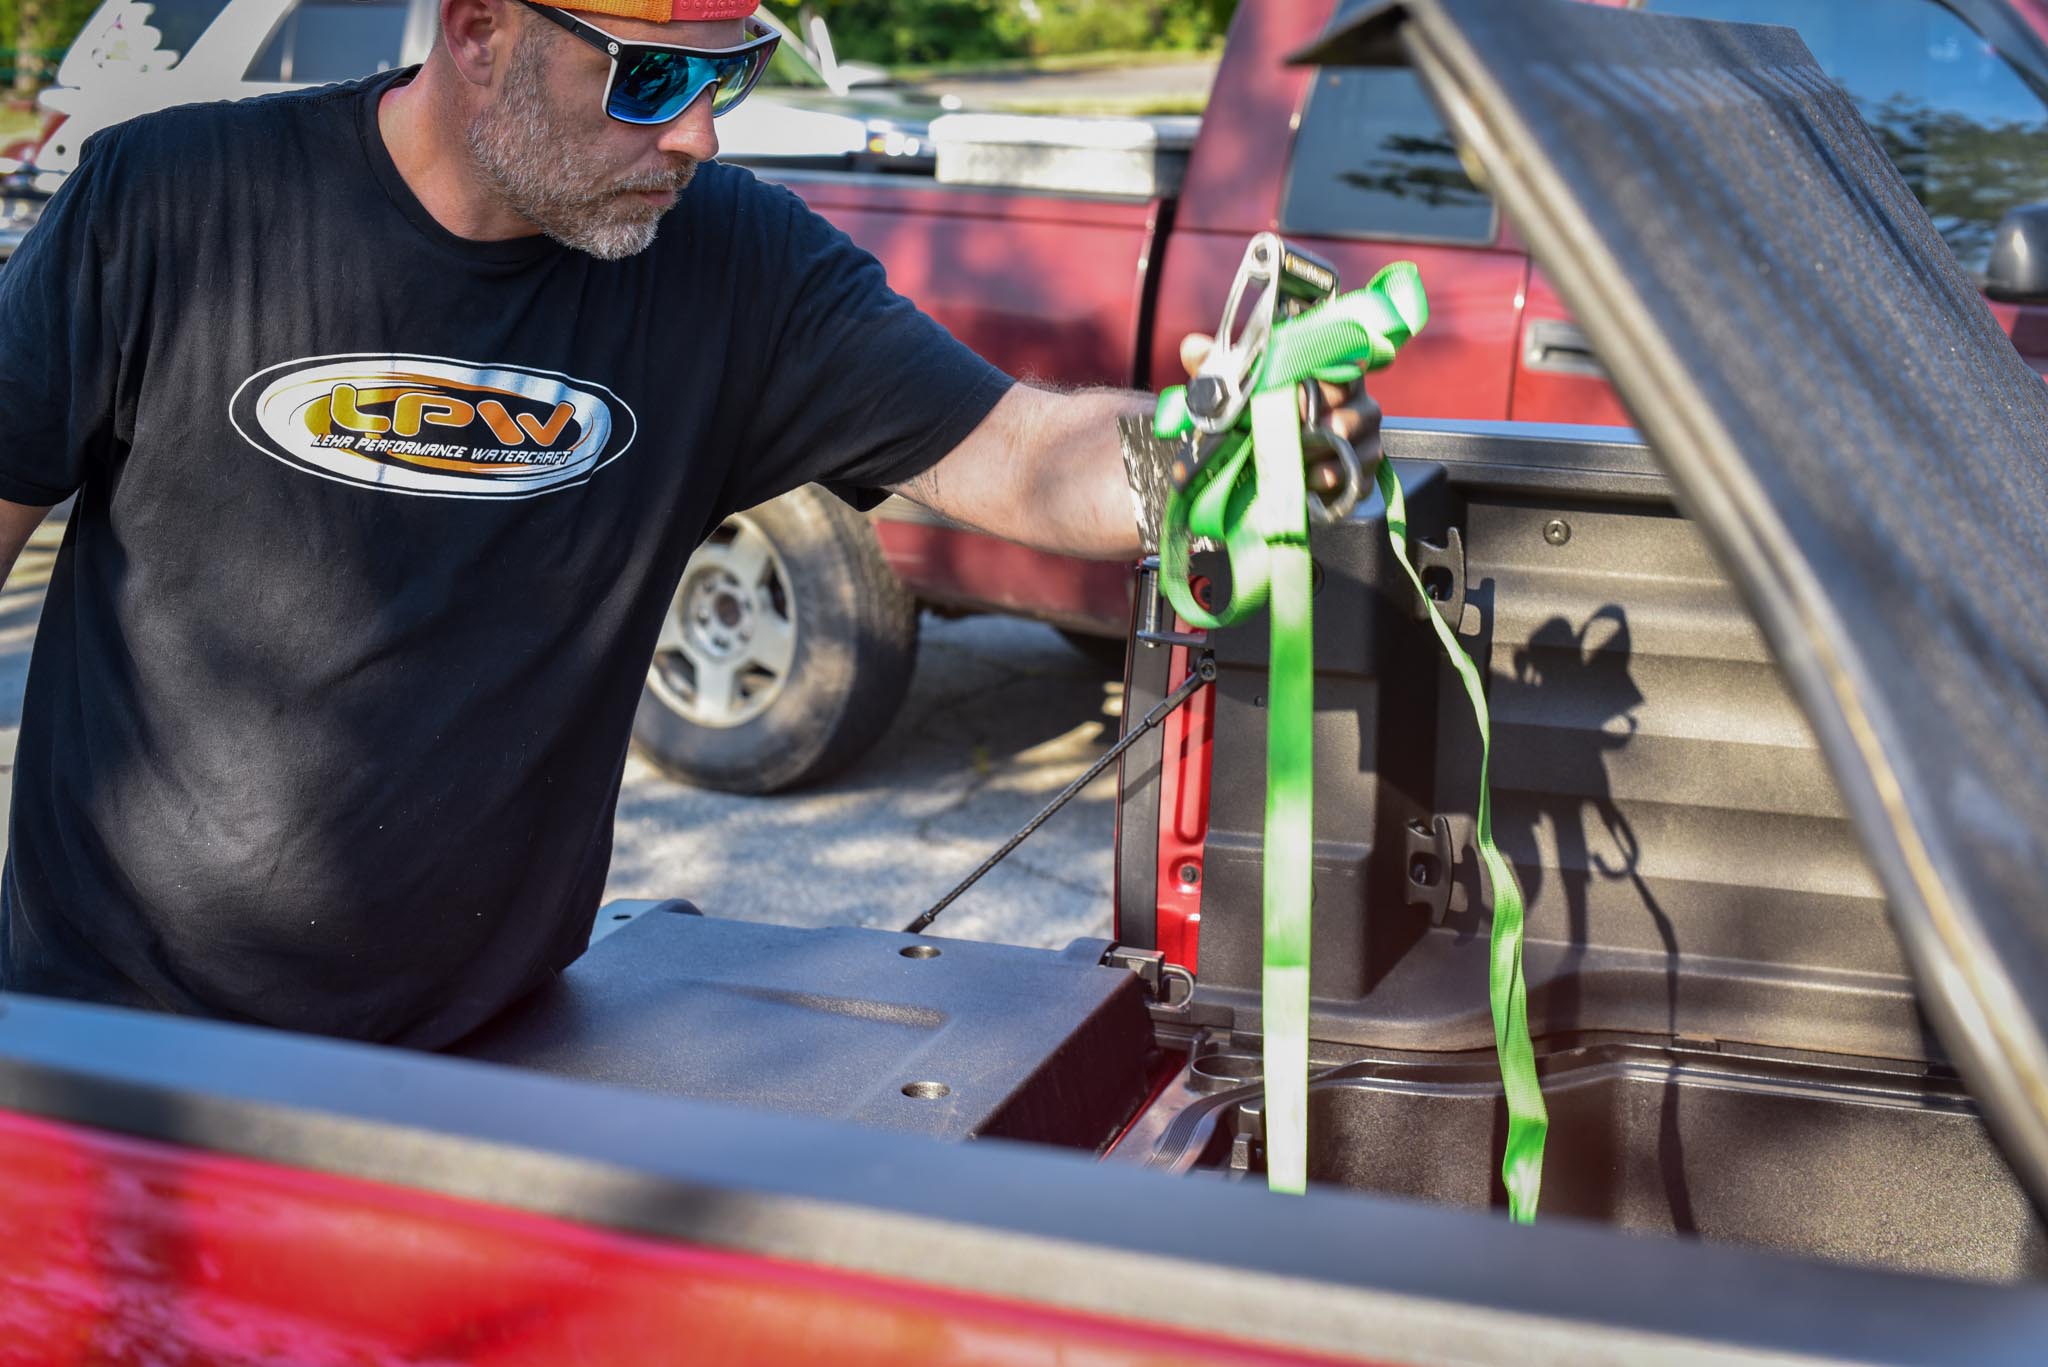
0;0;1374;1046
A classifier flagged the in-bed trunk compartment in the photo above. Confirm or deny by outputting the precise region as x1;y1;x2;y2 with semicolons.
1114;423;2047;1280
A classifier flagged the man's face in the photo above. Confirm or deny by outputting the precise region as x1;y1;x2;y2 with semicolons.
465;7;742;260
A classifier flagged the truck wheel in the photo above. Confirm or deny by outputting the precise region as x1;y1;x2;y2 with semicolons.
633;486;919;794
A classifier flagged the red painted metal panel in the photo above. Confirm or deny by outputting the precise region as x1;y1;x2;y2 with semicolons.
1155;233;1527;421
1986;298;2048;380
1507;265;1634;427
1153;637;1215;972
791;175;1163;230
873;519;1135;635
787;178;1160;390
1173;0;1330;241
0;1109;1387;1367
2004;0;2048;43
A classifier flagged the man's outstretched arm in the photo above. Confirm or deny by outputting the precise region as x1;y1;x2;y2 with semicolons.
890;383;1152;560
891;339;1382;559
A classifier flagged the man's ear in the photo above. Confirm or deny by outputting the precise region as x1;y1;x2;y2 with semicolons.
440;0;517;86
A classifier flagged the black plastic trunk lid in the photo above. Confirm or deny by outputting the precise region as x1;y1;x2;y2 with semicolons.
1300;0;2048;1207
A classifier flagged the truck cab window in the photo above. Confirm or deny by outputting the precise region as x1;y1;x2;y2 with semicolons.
245;0;409;84
1280;53;1494;242
1645;0;2048;275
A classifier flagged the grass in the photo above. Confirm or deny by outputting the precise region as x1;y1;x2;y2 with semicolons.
0;106;40;143
889;45;1222;82
983;93;1210;117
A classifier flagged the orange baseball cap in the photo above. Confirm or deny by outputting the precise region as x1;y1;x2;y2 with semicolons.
553;0;758;19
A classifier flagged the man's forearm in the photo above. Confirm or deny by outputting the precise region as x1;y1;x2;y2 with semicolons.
1008;386;1151;559
895;383;1151;560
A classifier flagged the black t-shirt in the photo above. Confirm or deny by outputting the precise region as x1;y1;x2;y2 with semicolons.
0;70;1013;1046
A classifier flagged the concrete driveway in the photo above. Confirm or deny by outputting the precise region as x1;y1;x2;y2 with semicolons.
0;528;1121;951
0;519;58;839
608;611;1123;947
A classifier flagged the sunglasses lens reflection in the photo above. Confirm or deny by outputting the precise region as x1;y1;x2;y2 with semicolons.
611;51;697;122
708;52;762;113
609;48;766;123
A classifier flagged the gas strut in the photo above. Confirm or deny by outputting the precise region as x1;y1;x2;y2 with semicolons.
902;653;1216;936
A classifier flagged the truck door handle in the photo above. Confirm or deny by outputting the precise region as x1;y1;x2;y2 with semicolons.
1523;319;1606;377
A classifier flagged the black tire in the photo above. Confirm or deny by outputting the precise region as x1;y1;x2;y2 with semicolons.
633;486;919;794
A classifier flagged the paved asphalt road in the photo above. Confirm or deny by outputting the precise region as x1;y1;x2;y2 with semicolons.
0;525;1124;952
917;59;1220;111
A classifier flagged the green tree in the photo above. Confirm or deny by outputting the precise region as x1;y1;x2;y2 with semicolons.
995;0;1237;56
6;0;46;97
801;0;1015;65
797;0;1240;65
4;0;100;96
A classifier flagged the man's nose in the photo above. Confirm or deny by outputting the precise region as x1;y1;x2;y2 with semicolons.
656;94;719;162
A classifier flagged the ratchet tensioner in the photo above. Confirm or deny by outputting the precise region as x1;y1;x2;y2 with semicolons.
1177;232;1366;522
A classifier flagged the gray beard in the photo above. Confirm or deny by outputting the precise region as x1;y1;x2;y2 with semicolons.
464;32;698;260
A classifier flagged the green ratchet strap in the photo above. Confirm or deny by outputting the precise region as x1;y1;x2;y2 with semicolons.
1374;458;1548;1223
1152;263;1547;1219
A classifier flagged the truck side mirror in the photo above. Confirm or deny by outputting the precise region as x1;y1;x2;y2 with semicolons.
1985;202;2048;302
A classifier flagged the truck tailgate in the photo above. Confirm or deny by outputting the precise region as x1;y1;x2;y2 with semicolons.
6;990;2048;1364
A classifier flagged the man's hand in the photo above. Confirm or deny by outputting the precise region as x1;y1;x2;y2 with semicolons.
1177;333;1384;497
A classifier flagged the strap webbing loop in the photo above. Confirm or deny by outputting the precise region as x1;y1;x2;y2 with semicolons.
1152;262;1546;1218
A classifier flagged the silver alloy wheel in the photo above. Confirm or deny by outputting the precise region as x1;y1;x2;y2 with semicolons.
649;514;797;729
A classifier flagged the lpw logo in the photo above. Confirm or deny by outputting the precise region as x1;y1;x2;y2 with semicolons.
230;354;636;499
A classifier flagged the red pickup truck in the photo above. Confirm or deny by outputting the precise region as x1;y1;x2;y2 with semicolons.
636;0;2048;793
12;3;2048;1355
